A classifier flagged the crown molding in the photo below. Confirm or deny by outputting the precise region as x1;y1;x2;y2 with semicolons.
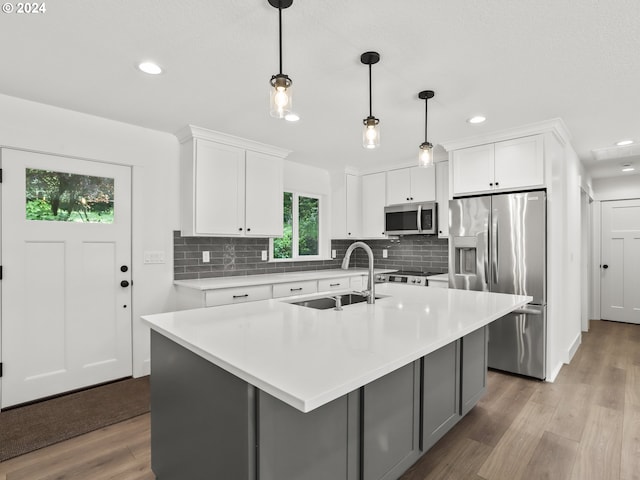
440;118;573;152
175;125;292;159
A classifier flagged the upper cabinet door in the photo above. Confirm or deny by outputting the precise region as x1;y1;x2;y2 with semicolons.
361;172;386;238
386;167;436;205
409;166;436;203
245;151;283;237
493;135;544;190
194;139;245;236
451;144;495;196
386;168;412;205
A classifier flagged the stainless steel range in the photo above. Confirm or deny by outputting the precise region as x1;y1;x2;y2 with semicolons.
376;270;438;287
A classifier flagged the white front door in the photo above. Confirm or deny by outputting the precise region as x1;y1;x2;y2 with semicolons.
600;199;640;324
1;149;132;408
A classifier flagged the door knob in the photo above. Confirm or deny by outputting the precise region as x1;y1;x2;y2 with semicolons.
602;264;609;269
120;280;130;287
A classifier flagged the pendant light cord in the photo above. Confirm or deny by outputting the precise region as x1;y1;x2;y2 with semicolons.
278;5;283;74
368;64;373;117
424;98;428;143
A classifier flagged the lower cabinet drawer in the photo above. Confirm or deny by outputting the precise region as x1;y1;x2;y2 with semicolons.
205;285;272;307
318;277;350;292
273;280;318;298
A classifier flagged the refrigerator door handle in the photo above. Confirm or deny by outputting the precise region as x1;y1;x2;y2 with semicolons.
417;204;422;232
513;307;543;315
491;215;499;285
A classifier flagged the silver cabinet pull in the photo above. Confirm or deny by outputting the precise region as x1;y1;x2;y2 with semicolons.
232;294;249;299
290;287;303;292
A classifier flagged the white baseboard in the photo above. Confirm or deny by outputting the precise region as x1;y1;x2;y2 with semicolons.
568;332;582;362
546;332;582;383
546;362;563;383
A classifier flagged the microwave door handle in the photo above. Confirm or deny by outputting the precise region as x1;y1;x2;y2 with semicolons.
417;204;422;232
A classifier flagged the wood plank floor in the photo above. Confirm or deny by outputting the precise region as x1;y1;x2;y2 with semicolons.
1;319;638;480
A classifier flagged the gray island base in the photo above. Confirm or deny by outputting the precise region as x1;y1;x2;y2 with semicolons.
150;325;488;480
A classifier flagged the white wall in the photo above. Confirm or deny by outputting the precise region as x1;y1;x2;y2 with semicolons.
0;93;180;378
592;173;640;201
543;128;583;381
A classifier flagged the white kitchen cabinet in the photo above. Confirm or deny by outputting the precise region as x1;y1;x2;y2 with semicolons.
318;277;350;292
386;166;436;205
331;172;362;239
451;135;543;196
179;126;289;237
435;161;449;239
245;151;284;237
361;172;386;238
272;280;318;298
205;285;272;307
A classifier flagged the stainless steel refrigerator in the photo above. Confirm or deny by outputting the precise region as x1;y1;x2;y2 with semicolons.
448;191;546;379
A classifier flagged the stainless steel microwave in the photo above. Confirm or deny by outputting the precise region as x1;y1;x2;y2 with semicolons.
384;202;437;235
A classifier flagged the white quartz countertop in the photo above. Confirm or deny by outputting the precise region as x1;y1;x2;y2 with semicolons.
142;284;530;413
174;268;396;290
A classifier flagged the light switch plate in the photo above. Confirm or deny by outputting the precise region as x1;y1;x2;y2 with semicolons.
261;250;268;261
382;249;388;258
144;251;166;264
331;249;336;259
202;251;210;263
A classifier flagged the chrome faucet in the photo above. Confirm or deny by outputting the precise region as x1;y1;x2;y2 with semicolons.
341;241;375;304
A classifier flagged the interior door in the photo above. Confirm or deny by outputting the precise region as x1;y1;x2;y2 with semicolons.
601;199;640;324
1;149;132;408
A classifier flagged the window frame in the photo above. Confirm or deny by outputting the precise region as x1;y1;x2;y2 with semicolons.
270;191;323;262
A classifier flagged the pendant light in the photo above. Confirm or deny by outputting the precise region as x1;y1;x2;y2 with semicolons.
268;0;294;119
361;51;381;149
418;90;435;167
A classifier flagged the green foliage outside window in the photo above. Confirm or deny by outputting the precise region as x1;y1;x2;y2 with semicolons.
273;192;319;259
25;169;114;223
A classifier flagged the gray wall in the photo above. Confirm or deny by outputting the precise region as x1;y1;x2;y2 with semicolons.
174;231;448;280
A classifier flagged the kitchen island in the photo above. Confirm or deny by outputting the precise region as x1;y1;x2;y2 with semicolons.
142;283;530;480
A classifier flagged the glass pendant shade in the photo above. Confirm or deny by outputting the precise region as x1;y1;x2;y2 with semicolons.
363;116;380;149
418;142;433;167
270;74;293;119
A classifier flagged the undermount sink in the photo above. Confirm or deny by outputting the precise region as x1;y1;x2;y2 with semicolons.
290;293;382;310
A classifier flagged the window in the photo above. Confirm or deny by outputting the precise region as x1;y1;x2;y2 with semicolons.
271;192;321;261
25;168;114;223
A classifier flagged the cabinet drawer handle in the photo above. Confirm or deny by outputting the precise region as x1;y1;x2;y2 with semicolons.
290;287;303;292
330;283;341;287
232;294;249;299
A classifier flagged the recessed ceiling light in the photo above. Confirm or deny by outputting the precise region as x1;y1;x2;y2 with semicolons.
622;164;635;172
137;61;162;75
284;112;300;122
467;115;486;124
616;139;633;146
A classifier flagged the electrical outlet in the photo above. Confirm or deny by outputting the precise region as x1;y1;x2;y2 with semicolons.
382;249;388;258
331;249;336;259
261;250;268;261
202;251;210;263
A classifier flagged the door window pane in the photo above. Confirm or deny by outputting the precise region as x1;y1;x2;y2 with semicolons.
25;168;114;223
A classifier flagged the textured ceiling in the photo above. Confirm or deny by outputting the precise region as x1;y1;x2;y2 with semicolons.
1;0;638;179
